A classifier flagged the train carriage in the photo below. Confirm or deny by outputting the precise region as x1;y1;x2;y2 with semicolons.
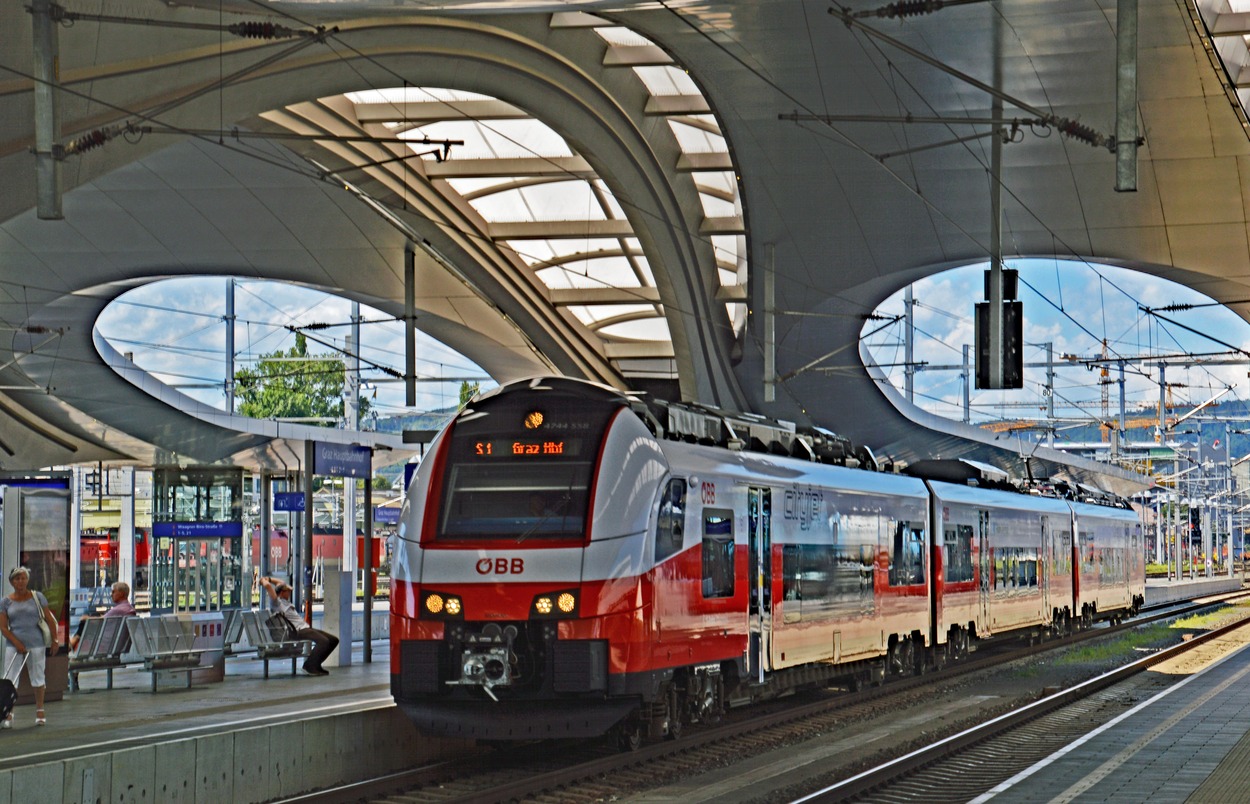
1070;498;1145;626
927;481;1078;654
656;442;932;683
391;376;1146;746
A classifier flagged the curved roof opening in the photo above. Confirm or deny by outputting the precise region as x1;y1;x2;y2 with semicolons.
864;260;1250;444
96;277;492;425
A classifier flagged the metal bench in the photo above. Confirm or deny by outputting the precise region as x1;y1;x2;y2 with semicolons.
239;609;313;678
125;615;209;692
221;608;252;659
68;615;132;691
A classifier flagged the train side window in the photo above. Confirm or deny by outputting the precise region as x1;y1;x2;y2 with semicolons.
782;545;801;601
944;525;974;583
702;508;735;598
889;521;925;587
655;479;687;562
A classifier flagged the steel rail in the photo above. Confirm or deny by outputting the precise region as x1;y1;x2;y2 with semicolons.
281;589;1250;803
793;602;1250;802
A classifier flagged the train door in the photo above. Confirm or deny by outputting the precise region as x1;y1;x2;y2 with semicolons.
748;487;772;682
977;510;991;632
1040;515;1051;620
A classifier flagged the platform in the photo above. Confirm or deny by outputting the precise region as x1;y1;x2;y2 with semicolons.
0;638;465;804
974;632;1250;802
1145;573;1244;607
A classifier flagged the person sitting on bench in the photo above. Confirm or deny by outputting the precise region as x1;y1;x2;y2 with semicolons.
258;577;339;676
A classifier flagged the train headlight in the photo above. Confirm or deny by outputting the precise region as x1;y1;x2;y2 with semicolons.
531;589;578;618
422;591;463;619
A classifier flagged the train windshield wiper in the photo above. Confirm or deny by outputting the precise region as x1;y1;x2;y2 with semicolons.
516;493;572;544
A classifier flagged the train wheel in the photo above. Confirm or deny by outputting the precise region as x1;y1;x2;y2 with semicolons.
665;686;684;740
887;641;903;676
931;644;947;672
889;639;914;677
950;627;969;662
616;720;644;752
912;636;927;675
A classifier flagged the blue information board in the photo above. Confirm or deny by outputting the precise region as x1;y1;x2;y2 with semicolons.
374;506;401;524
313;442;372;477
274;492;306;512
152;521;243;538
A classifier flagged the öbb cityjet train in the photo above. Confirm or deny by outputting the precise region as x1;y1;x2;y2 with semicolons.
390;377;1144;746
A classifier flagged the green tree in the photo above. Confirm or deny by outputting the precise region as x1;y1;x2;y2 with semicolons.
459;380;481;408
234;333;370;424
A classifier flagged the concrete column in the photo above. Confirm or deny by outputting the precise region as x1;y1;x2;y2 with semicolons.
322;558;353;667
119;468;135;590
70;467;81;590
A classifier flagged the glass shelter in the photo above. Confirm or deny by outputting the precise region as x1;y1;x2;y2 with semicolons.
151;466;244;612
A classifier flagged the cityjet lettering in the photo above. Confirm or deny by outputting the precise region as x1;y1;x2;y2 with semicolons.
783;486;823;530
476;557;525;575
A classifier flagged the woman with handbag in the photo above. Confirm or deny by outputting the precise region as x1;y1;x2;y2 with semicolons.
0;566;59;727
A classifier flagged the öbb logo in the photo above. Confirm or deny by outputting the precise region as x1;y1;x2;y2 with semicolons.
476;557;525;575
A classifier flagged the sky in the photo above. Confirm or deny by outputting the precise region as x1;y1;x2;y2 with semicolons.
94;260;1250;438
864;258;1250;437
94;277;493;423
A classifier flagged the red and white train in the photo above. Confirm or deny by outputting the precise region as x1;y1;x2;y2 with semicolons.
390;377;1145;745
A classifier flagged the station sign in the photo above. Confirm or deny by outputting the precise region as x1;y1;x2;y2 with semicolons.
274;492;306;512
373;506;401;524
313;442;372;478
152;521;243;538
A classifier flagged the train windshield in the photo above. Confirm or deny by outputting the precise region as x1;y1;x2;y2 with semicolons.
435;387;619;542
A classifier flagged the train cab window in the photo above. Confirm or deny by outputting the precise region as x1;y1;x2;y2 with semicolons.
889;522;925;587
655;479;687;562
944;525;974;583
702;508;735;598
432;387;617;543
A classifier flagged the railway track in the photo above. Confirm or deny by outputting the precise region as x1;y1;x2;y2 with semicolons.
796;597;1250;803
281;591;1250;804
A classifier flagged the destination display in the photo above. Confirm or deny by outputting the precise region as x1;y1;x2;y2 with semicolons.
469;438;580;458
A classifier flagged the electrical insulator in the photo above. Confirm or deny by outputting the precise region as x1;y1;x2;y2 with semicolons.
1055;118;1105;148
68;130;108;155
230;21;278;39
876;0;943;18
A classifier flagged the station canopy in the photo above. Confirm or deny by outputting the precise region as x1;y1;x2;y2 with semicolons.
255;22;747;385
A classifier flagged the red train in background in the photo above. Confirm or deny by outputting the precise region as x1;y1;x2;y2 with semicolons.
391;377;1145;748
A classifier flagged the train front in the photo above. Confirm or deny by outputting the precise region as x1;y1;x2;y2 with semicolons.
390;378;667;740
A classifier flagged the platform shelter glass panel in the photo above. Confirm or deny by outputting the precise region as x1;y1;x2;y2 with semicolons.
151;467;244;613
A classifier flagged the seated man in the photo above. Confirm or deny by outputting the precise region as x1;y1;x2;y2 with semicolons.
259;576;339;676
103;581;137;619
70;581;138;651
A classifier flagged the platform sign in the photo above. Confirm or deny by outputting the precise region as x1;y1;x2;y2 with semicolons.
373;506;401;525
274;492;306;512
313;442;372;478
152;521;243;538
